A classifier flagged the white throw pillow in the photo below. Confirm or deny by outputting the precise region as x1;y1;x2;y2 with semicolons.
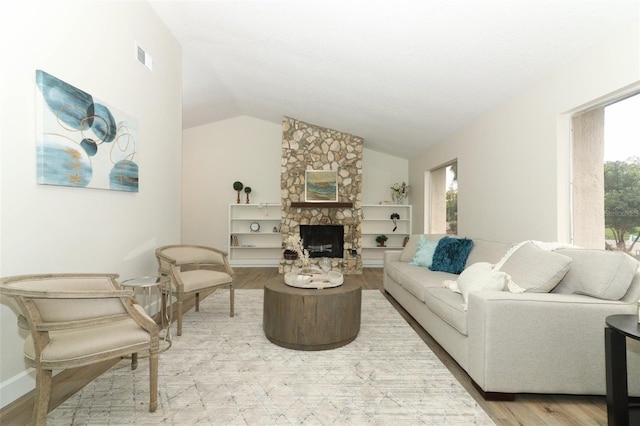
454;262;511;310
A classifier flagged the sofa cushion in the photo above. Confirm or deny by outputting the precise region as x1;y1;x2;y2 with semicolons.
553;248;639;300
386;260;457;301
497;241;571;292
400;234;447;262
464;239;513;268
423;287;468;335
430;237;474;274
409;236;439;268
455;262;511;310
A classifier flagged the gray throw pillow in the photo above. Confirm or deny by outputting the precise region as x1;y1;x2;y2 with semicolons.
553;249;639;300
498;242;572;293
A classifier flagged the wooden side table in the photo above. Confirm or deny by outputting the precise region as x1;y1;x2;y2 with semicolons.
605;314;640;425
263;277;362;351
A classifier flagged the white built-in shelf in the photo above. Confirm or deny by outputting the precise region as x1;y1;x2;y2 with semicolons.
228;203;411;267
229;203;281;266
361;204;412;267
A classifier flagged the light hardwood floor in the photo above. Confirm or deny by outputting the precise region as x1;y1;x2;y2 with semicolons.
0;267;607;425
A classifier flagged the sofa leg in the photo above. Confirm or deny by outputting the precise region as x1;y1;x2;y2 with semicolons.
482;391;516;401
472;381;516;401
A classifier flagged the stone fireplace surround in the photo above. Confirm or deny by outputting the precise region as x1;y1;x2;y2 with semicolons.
279;116;363;274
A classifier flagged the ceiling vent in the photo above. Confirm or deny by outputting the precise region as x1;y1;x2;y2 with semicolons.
135;42;153;71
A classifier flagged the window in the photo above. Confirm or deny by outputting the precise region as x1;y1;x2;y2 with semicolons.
604;95;640;253
572;93;640;254
429;161;457;234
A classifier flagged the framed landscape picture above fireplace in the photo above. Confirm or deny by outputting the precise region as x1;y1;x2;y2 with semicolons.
305;170;338;202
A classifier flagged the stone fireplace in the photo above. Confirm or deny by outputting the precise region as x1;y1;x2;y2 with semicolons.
279;116;363;274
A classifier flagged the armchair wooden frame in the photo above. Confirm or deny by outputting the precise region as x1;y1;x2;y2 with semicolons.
156;244;235;336
0;273;159;426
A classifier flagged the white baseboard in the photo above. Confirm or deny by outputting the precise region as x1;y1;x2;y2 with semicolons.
0;369;35;409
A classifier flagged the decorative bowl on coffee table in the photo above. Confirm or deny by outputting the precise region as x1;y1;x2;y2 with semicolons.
284;270;344;289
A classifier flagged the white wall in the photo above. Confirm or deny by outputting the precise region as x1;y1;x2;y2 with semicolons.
361;149;409;205
410;23;640;243
182;116;408;251
0;1;182;406
182;116;282;249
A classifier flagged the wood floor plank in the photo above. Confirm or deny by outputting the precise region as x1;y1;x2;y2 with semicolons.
0;267;607;425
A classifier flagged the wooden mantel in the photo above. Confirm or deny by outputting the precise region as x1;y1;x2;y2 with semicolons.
290;202;354;208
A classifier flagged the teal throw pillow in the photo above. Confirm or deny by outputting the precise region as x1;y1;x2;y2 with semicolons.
409;235;438;268
429;237;474;274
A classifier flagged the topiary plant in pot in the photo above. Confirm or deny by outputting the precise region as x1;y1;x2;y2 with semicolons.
233;181;243;204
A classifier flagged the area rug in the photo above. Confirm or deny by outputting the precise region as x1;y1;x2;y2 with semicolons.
48;290;494;425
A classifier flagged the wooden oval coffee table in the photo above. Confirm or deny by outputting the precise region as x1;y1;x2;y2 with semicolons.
263;276;362;351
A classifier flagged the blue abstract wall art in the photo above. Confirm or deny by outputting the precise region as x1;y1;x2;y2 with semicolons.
35;70;139;192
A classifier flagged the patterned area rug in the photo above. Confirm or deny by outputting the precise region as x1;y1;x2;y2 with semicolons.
48;289;494;425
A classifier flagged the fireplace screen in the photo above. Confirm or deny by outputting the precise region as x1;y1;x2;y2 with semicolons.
299;225;344;258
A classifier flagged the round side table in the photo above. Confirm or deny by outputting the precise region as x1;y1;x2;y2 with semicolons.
605;314;640;426
120;276;172;367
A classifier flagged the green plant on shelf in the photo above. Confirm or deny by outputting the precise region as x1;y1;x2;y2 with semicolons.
375;235;388;247
233;181;244;204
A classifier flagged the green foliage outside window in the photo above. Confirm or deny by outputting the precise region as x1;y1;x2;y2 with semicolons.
604;157;640;252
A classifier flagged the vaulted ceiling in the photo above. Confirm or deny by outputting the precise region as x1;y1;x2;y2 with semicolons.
149;0;638;158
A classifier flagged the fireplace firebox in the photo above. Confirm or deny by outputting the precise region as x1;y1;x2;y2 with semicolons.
299;225;344;258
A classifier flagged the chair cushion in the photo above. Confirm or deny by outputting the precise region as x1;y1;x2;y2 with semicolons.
177;270;233;293
24;317;151;364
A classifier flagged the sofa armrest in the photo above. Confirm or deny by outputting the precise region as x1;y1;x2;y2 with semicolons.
466;290;637;394
384;250;402;265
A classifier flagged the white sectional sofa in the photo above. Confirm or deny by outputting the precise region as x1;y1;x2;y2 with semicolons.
383;234;640;398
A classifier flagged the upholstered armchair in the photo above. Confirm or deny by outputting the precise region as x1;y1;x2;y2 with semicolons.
155;245;234;336
0;273;159;426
